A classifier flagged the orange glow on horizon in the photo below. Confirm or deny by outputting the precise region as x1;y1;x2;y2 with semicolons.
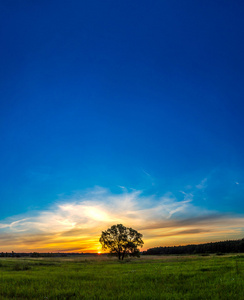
0;188;243;253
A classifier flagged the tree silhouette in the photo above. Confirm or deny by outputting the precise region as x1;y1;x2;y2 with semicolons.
99;224;144;260
144;238;244;255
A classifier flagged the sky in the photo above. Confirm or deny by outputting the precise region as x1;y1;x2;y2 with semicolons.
0;0;244;253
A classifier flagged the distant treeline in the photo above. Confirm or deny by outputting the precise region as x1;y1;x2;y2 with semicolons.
0;252;100;258
144;238;244;255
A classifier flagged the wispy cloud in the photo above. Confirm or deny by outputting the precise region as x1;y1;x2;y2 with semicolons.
196;177;208;190
0;187;243;252
142;169;155;186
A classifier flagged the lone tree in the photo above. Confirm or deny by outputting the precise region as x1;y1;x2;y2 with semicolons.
99;224;144;260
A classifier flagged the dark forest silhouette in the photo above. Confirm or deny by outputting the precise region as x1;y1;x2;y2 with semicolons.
143;238;244;255
1;238;244;258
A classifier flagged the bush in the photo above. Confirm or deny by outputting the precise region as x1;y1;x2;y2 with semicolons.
12;263;31;271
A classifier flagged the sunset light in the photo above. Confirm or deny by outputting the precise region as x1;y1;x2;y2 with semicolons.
0;1;243;298
0;0;243;256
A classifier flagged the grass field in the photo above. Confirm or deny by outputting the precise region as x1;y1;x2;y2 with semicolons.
0;254;243;299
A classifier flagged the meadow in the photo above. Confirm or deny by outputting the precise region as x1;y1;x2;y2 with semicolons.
0;254;243;299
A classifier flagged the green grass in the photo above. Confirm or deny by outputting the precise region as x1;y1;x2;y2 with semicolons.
0;254;243;299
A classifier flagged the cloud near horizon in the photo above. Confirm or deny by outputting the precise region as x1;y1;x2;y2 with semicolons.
0;187;243;253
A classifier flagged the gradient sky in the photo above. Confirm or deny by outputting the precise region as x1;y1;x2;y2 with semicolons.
0;1;244;253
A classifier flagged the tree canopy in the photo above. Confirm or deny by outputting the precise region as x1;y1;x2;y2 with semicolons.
99;224;144;260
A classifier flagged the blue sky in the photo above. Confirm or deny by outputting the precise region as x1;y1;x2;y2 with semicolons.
0;1;244;252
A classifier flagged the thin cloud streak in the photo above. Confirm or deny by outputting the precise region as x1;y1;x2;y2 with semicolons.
0;187;243;252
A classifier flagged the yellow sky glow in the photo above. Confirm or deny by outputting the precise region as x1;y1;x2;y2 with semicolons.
0;188;243;253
